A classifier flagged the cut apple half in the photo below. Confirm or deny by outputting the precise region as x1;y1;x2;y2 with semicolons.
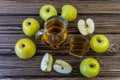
53;59;72;74
77;18;95;35
40;53;53;72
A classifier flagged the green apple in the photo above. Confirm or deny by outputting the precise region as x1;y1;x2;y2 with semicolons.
61;5;77;21
22;18;40;36
80;57;100;78
15;38;36;59
39;5;57;21
90;34;110;53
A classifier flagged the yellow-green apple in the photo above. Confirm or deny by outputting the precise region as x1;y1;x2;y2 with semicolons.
80;57;100;78
61;5;77;21
22;18;40;36
90;34;110;53
39;5;57;21
78;18;95;35
15;38;36;59
40;53;53;72
53;59;72;74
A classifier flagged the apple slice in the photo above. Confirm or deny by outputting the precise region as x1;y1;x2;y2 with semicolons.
40;53;53;72
77;18;95;35
53;59;72;74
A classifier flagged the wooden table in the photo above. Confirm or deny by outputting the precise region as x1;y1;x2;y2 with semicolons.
0;0;120;80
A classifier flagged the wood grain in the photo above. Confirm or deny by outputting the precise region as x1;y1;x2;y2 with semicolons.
0;14;120;34
2;77;120;80
1;77;120;80
0;0;120;15
0;0;120;79
0;34;119;55
0;55;119;78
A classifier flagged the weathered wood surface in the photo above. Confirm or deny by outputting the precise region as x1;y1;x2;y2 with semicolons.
1;77;120;80
0;0;120;80
0;0;120;14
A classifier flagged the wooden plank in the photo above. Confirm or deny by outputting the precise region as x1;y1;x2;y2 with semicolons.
0;34;119;55
0;0;119;79
0;0;120;14
1;77;120;80
0;55;119;77
0;14;120;34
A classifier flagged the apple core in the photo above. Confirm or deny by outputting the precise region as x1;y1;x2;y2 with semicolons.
85;24;88;28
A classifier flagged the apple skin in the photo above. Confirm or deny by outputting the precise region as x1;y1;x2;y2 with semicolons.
22;18;40;36
90;34;110;53
80;57;100;78
15;38;36;59
61;5;77;21
39;5;57;21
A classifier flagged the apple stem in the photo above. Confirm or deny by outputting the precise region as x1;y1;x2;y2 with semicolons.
22;44;25;47
46;8;50;13
89;64;95;68
28;22;31;25
97;38;102;43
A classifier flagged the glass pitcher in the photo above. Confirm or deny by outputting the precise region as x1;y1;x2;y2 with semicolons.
36;16;68;49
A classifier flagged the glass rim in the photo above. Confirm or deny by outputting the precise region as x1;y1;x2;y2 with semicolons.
44;15;68;35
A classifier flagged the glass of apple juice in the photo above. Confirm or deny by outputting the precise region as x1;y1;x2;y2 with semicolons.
69;35;90;57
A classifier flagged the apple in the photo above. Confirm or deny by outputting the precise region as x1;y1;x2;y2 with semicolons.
61;5;77;21
77;18;95;35
40;53;53;72
39;5;57;21
15;38;36;59
22;18;40;36
90;34;110;53
53;59;72;74
80;57;100;78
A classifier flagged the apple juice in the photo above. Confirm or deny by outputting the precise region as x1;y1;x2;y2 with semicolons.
69;36;89;57
42;19;68;49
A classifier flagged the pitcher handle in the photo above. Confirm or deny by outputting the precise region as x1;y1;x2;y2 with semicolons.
35;29;44;40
